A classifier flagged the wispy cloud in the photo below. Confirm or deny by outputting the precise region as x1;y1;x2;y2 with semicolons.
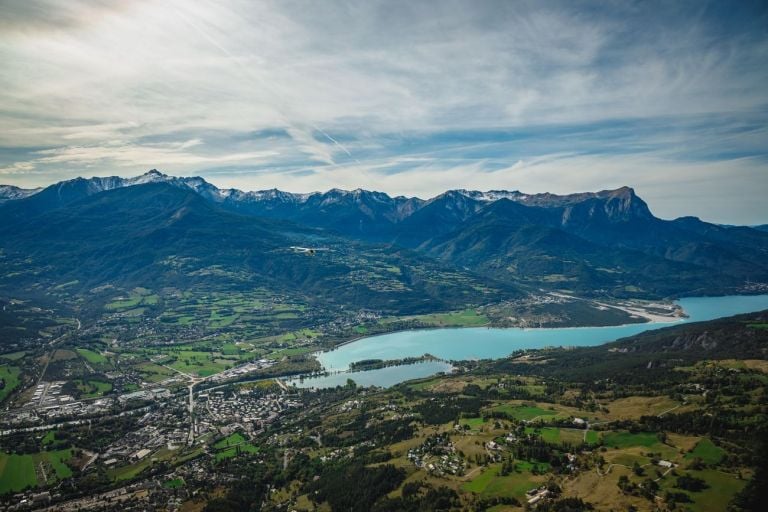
0;0;766;223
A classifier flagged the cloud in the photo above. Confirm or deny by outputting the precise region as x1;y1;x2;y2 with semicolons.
0;0;766;222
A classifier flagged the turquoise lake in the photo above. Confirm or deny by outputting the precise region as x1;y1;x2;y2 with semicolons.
288;294;768;389
287;361;454;389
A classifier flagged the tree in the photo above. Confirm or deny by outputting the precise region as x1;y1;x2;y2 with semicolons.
675;474;708;492
618;475;631;493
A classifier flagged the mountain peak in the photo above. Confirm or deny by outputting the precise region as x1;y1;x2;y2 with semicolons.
133;169;171;183
0;184;41;203
600;186;636;198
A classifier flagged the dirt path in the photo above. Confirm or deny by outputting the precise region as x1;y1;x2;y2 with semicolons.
461;465;484;481
597;462;673;480
657;404;682;417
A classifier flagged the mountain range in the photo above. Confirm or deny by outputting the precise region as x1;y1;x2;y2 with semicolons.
1;169;767;308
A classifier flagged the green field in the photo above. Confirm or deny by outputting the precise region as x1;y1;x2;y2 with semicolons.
0;365;21;402
0;452;36;493
215;444;260;461
278;329;319;342
462;462;544;499
108;447;178;481
685;438;725;465
123;343;257;379
0;449;73;494
133;362;176;382
76;348;109;364
267;347;313;360
602;431;660;449
209;309;238;328
47;450;73;479
404;309;489;327
524;426;559;444
169;352;232;377
403;377;442;391
105;289;160;312
585;430;600;445
459;417;487;429
489;404;559;421
214;433;248;449
213;433;260;461
611;453;651;467
164;478;185;489
105;296;142;310
657;469;746;512
221;342;256;355
110;457;154;481
74;379;113;398
0;351;26;361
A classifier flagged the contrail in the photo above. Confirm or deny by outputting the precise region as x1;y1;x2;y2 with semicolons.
172;5;357;164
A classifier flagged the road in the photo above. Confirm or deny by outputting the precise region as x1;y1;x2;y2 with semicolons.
160;364;204;445
187;383;195;444
36;317;81;385
275;378;289;392
1;405;153;436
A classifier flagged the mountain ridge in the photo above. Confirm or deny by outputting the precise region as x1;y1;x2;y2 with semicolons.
0;169;657;219
2;170;767;300
0;181;516;315
0;184;41;203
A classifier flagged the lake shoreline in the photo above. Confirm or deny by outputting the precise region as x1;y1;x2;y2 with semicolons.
323;296;692;353
311;294;768;379
322;314;685;353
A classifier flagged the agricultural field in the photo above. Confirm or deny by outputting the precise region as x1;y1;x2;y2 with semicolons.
685;438;725;465
462;462;545;500
0;449;73;494
104;287;159;312
151;289;314;336
603;395;683;420
119;340;262;379
523;426;586;446
267;347;314;360
602;431;661;449
75;348;109;365
585;430;600;444
565;429;745;512
131;362;177;383
406;377;444;392
213;433;260;461
0;351;26;361
487;404;560;422
73;378;113;398
656;468;746;512
401;309;489;327
0;365;21;402
107;447;186;482
458;417;487;430
167;351;237;377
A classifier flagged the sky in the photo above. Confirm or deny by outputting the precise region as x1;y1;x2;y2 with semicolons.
0;0;767;224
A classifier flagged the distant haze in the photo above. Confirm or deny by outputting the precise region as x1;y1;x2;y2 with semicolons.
0;1;767;225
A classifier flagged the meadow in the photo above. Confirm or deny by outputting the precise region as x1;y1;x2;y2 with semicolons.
0;449;73;494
